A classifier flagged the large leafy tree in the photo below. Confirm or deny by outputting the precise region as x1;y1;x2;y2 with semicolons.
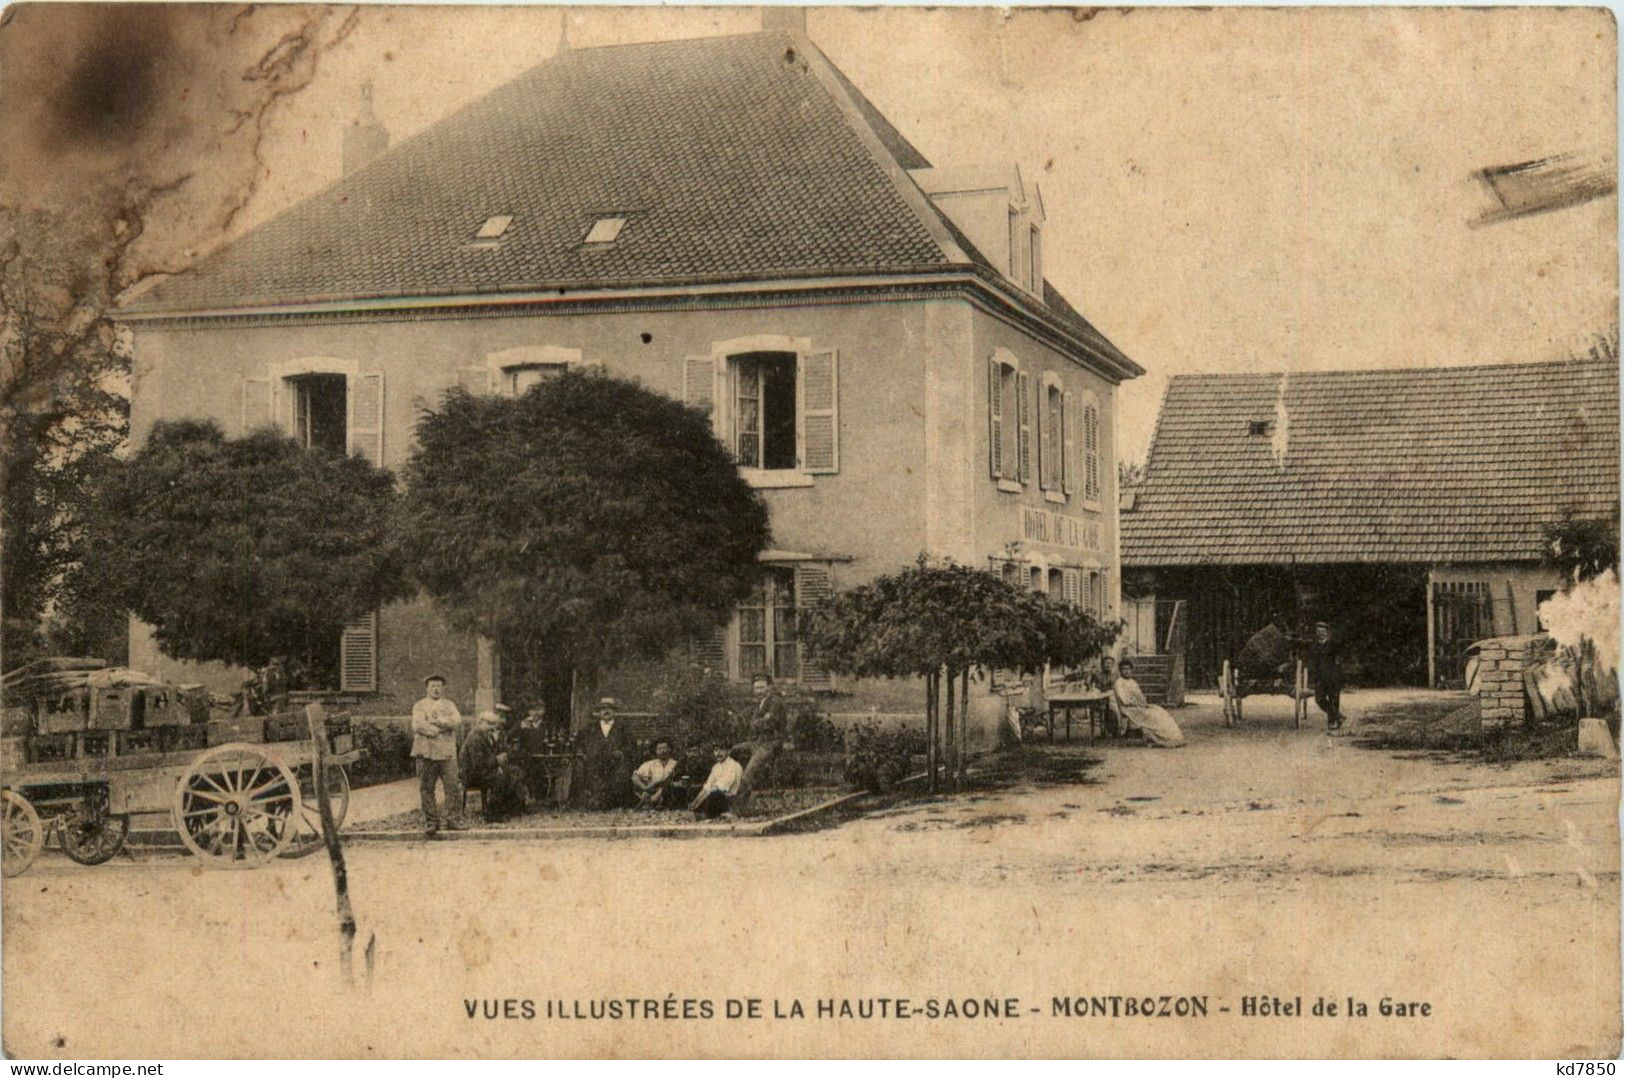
89;421;409;676
400;368;770;703
802;557;1119;790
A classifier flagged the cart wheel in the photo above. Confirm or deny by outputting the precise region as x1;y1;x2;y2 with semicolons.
2;790;44;878
60;813;130;867
173;744;299;869
279;763;350;860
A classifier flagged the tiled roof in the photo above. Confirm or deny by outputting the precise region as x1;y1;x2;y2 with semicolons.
1120;359;1620;566
123;30;1132;372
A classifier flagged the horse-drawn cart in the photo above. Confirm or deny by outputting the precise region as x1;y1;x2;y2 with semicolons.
1218;623;1312;728
1;660;359;877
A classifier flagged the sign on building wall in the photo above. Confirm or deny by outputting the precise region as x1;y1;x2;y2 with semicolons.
1021;507;1102;553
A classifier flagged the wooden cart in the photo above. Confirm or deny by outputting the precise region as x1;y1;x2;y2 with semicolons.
1218;658;1310;728
1;662;359;876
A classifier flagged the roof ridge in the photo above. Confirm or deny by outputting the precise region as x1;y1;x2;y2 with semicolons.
1166;355;1619;384
792;32;970;267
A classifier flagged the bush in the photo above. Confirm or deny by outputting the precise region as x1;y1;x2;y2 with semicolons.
843;721;925;793
348;717;414;788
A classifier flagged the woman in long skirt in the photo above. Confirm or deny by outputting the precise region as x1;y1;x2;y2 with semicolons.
1112;659;1187;747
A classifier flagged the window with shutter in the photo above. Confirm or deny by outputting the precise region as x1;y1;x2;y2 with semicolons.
1062;567;1082;607
987;356;1004;479
1016;369;1031;483
1062;390;1076;495
798;349;838;474
1084;399;1101;502
339;612;378;693
794;563;835;689
348;372;384;462
240;377;271;435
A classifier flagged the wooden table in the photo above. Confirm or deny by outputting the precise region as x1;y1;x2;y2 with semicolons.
1045;688;1111;742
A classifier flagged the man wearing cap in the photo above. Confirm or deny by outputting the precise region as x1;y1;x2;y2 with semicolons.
1308;622;1346;731
575;697;631;810
461;710;526;822
412;674;466;835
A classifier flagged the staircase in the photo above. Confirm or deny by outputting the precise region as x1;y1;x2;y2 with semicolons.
1128;654;1184;706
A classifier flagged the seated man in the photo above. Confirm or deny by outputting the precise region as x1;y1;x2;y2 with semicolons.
631;740;680;809
459;711;527;822
690;744;744;820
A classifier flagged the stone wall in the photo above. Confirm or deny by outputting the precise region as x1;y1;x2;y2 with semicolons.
1470;634;1553;729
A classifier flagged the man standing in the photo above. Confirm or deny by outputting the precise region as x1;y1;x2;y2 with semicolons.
732;673;791;808
1308;622;1346;731
575;697;631;810
412;674;466;835
690;744;744;820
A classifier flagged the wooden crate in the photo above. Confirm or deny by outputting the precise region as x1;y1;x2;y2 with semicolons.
90;687;133;731
37;689;90;735
140;687;189;728
263;712;309;743
206;718;264;746
26;733;75;764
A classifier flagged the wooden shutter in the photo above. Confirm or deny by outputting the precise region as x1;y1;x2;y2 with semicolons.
1033;376;1047;490
1063;567;1082;607
987;357;1003;479
1017;370;1032;484
794;563;835;690
339;612;377;692
684;354;732;446
1062;390;1076;495
690;623;729;676
348;372;384;462
240;377;271;435
1085;402;1101;501
798;349;838;474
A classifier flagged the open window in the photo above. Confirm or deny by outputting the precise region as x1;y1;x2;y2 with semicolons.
287;374;347;454
682;339;839;480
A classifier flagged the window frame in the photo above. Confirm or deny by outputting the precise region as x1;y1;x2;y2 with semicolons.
710;335;825;488
1077;389;1104;510
485;345;584;396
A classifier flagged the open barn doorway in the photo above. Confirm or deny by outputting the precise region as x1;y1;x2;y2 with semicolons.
1153;564;1429;690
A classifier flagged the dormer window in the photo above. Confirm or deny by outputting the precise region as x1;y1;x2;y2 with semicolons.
475;215;513;240
584;217;627;245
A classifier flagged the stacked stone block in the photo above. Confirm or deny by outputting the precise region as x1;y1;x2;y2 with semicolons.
1472;634;1551;729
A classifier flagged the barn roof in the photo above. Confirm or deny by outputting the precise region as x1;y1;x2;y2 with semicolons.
1120;358;1620;567
122;30;1136;376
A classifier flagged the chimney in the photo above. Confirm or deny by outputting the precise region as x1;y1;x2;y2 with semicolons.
342;82;389;176
760;6;807;32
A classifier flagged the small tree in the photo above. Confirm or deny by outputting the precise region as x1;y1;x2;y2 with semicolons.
399;368;770;717
90;421;409;680
802;557;1118;791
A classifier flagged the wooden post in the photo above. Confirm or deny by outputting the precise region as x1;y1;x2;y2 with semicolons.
949;669;962;790
929;676;942;793
305;703;361;985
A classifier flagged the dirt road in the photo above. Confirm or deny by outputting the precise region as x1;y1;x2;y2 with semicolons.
3;691;1618;1058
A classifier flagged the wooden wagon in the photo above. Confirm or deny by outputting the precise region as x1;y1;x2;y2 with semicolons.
1;660;360;877
1217;624;1311;728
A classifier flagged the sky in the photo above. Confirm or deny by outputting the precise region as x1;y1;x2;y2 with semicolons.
16;4;1616;464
